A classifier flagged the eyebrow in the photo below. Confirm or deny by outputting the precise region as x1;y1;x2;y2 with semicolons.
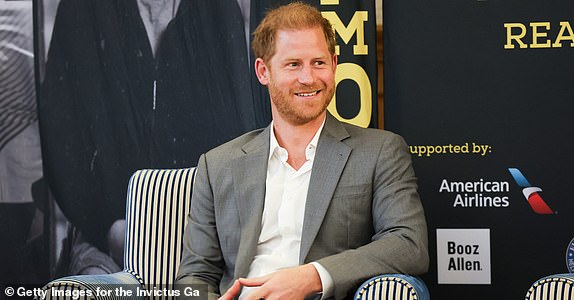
281;55;330;62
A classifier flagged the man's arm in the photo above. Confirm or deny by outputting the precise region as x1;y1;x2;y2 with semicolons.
175;154;223;300
316;133;429;299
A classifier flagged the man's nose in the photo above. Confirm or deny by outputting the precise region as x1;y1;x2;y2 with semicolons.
298;66;315;85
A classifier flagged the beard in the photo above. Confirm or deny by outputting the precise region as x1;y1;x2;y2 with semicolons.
268;79;335;125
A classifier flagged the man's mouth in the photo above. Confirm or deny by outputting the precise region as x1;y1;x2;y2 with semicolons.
295;90;320;97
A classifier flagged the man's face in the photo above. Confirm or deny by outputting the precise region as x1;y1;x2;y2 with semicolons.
255;26;337;125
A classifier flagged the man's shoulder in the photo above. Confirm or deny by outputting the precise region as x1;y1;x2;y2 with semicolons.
204;127;266;159
338;121;405;146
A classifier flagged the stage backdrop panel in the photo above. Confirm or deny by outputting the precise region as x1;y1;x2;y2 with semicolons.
383;0;574;298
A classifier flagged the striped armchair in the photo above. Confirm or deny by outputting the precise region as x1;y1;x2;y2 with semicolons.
525;274;574;300
40;168;195;299
40;167;429;300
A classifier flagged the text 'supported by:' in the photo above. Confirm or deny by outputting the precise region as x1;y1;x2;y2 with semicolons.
2;283;207;299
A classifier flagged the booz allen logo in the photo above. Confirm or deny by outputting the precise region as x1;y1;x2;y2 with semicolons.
508;168;555;214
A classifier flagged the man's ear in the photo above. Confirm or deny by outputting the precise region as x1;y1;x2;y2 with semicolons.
332;53;338;72
255;58;270;85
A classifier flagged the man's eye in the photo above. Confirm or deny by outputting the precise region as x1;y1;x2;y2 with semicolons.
315;61;325;66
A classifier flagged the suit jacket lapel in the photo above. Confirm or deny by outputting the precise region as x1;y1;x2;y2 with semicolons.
300;114;351;262
233;126;270;278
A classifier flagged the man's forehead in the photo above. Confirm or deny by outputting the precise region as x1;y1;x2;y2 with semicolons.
275;26;322;36
274;28;329;48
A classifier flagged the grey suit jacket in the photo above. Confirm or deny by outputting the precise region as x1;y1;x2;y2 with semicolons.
176;113;429;300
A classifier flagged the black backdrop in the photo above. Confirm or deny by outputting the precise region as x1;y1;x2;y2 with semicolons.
384;0;574;298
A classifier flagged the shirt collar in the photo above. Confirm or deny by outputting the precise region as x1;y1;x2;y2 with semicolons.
268;117;326;163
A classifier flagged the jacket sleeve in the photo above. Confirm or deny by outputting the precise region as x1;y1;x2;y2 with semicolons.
176;154;223;300
316;133;429;300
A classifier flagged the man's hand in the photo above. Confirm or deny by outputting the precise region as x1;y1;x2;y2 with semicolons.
218;264;323;300
218;279;242;300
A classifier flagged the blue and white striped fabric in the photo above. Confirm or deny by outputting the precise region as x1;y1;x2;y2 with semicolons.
43;272;142;300
354;274;430;300
525;274;574;300
123;168;195;287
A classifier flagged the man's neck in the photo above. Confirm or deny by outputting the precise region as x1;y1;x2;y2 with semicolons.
272;113;326;170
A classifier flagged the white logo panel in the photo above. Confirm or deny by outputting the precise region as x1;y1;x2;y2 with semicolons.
437;228;491;284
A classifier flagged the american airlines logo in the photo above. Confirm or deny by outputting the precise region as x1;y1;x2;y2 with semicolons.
508;168;555;215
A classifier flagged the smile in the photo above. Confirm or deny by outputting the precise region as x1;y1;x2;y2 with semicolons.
295;90;320;97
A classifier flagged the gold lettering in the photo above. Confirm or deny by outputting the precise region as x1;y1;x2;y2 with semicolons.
504;23;528;49
320;0;339;5
552;21;574;47
321;11;369;55
505;21;574;49
327;63;372;128
530;22;551;48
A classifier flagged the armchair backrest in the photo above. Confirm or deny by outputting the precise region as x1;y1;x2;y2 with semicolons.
123;168;195;286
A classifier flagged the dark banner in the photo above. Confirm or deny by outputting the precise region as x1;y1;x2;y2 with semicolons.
384;0;574;298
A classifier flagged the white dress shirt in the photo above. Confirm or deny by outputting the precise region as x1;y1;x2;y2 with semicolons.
240;120;333;299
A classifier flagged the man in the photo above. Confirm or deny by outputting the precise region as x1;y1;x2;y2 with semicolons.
176;2;428;299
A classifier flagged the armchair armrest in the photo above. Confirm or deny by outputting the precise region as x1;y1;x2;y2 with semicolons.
525;273;574;300
41;271;144;300
354;274;430;300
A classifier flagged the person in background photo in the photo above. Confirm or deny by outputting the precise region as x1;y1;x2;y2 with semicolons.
38;0;256;277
